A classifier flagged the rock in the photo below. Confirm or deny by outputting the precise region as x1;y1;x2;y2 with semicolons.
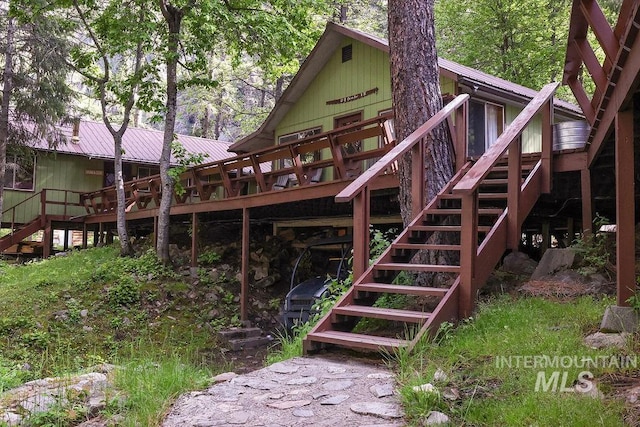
292;408;314;417
83;326;94;332
502;251;538;276
350;402;404;419
228;411;251;424
268;362;299;374
433;368;448;382
320;394;350;405
80;309;89;318
584;332;629;349
531;248;576;280
212;372;237;383
367;373;393;379
442;387;460;401
600;305;639;333
412;383;439;394
323;380;354;391
267;399;312;410
424;410;450;425
370;383;394;398
286;376;317;385
254;275;278;288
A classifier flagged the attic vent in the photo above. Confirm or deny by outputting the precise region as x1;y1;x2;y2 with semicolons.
342;44;352;63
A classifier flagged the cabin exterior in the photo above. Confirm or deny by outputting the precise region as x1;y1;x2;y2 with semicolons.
1;120;233;253
231;23;583;163
7;9;635;355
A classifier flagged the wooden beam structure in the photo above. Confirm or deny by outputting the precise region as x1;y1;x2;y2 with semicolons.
241;208;250;322
615;110;636;306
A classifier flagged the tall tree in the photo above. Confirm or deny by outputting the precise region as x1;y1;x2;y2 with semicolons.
63;0;158;256
389;0;455;284
0;1;72;224
435;0;572;92
389;0;453;224
155;0;329;264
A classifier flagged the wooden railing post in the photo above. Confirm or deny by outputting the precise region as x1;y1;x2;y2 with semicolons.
507;137;522;250
352;185;370;280
411;137;425;219
541;99;553;193
455;100;468;172
40;189;47;226
459;192;478;318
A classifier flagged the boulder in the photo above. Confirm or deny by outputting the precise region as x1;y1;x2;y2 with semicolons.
531;248;576;280
502;251;538;276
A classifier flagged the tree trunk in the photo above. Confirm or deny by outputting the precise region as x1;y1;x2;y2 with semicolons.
113;133;132;256
157;4;183;264
388;0;456;284
0;17;15;224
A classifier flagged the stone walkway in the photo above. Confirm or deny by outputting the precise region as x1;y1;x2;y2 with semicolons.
162;356;405;426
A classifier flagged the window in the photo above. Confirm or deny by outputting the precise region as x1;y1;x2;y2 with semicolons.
468;100;504;157
137;166;159;179
3;154;35;191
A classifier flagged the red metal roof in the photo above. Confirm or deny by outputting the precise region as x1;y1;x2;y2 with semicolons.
32;120;234;166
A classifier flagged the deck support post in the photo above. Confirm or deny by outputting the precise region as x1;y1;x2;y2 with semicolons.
541;221;550;256
43;220;52;258
459;192;478;318
63;228;70;251
241;208;250;322
581;168;593;236
352;185;370;280
82;223;88;249
190;212;199;268
153;217;158;249
615;110;636;306
507;137;522;250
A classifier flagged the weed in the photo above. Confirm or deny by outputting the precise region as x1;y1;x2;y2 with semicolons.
572;213;615;277
106;277;140;308
197;250;221;265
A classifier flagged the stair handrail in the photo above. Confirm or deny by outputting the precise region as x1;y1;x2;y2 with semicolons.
3;190;44;234
452;82;558;317
334;94;470;278
453;82;558;195
2;189;86;239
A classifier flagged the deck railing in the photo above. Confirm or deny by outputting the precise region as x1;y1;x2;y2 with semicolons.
335;94;470;278
81;114;396;216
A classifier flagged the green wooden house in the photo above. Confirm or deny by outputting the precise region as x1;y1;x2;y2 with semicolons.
1;120;233;252
231;22;583;161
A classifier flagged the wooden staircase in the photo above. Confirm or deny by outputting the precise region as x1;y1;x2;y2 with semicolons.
304;83;560;354
304;159;538;352
0;217;44;253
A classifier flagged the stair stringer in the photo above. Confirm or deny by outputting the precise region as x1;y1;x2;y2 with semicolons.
0;217;44;253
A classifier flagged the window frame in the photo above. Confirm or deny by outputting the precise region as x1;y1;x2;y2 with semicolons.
467;99;505;157
3;153;36;192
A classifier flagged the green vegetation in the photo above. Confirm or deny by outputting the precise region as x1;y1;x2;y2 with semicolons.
395;295;633;425
0;246;240;424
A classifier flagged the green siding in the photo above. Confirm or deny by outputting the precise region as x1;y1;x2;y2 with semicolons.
3;153;104;224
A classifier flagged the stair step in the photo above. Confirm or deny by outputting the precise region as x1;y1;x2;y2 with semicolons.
217;327;263;341
491;164;535;173
424;208;503;216
411;225;492;232
332;305;430;323
439;193;508;200
305;330;408;352
226;336;273;351
356;283;449;296
480;178;509;185
393;243;461;251
375;263;460;273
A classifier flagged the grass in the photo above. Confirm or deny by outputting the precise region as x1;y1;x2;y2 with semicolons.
394;295;633;426
0;246;237;425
